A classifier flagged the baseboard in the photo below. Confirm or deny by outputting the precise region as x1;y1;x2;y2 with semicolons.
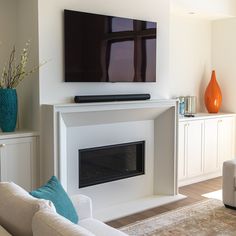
178;172;222;187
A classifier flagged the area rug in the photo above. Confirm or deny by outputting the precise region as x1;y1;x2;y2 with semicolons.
120;199;236;236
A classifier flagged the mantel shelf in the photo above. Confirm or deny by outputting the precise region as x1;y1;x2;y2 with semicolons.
45;99;178;112
46;99;178;127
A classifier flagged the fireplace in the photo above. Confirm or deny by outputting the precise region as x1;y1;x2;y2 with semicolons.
42;100;180;221
79;141;145;188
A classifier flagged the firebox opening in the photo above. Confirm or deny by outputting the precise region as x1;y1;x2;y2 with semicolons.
79;141;145;188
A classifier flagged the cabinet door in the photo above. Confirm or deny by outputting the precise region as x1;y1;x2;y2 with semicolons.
178;122;187;180
187;120;204;178
204;119;219;173
218;117;235;168
0;137;37;191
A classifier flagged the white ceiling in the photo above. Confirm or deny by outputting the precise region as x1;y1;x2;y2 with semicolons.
171;0;236;20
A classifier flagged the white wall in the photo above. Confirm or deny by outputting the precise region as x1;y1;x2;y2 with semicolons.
170;15;212;111
0;0;17;84
38;0;214;113
38;0;171;104
16;0;39;130
1;0;232;130
212;18;236;113
0;0;39;131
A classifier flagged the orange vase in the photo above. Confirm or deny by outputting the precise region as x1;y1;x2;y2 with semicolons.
204;70;222;113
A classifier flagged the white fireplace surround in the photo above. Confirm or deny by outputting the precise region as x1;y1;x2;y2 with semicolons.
41;99;184;221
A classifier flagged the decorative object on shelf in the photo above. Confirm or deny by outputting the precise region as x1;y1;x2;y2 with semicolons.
178;96;185;115
0;41;45;132
204;70;222;113
184;96;197;117
0;89;17;132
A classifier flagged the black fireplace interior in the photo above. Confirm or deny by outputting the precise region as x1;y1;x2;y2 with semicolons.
79;141;145;188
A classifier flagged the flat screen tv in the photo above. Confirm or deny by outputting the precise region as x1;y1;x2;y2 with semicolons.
64;10;157;82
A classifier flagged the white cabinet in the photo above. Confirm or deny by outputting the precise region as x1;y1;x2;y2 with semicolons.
0;132;38;191
186;120;204;178
178;114;235;186
178;120;204;181
178;122;186;180
218;117;235;166
204;119;218;173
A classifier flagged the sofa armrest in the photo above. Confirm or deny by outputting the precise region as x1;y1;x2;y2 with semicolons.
70;194;93;220
0;226;12;236
223;160;236;207
32;209;95;236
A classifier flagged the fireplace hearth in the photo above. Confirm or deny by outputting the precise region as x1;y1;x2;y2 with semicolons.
79;141;145;188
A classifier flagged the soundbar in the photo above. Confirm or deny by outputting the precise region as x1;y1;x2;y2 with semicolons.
74;94;151;103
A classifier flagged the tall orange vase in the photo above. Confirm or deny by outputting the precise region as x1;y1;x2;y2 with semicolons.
204;70;222;113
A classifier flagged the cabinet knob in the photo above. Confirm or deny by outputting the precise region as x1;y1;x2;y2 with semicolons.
0;144;6;148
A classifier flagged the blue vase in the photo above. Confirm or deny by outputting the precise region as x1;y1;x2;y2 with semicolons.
0;89;18;132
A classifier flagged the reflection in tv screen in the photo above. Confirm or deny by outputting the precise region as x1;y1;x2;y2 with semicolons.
64;10;157;82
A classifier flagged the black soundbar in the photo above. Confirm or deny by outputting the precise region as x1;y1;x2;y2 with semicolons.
74;94;151;103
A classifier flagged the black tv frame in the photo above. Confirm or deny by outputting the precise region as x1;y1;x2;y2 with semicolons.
64;10;157;83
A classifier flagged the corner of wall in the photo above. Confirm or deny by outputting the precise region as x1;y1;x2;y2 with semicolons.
16;0;40;131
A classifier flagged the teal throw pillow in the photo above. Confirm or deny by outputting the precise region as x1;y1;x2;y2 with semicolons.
30;176;78;224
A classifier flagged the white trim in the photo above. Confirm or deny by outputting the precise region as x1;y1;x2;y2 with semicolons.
179;113;235;122
0;131;39;140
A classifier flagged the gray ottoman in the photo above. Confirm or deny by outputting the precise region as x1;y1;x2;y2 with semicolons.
223;160;236;209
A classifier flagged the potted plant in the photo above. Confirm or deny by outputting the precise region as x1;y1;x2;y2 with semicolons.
0;41;42;132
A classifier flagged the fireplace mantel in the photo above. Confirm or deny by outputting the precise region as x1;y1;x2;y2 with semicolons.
41;99;184;221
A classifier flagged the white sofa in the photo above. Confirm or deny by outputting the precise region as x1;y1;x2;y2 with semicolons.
0;225;11;236
223;159;236;209
0;182;128;236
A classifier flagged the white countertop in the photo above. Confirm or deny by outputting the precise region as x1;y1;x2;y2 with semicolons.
0;130;39;139
179;112;235;121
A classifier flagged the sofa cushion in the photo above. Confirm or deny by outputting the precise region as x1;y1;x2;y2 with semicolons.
0;225;12;236
30;176;78;224
0;182;53;236
79;218;128;236
32;209;95;236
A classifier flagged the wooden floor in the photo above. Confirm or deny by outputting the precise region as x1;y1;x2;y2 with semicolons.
107;177;222;228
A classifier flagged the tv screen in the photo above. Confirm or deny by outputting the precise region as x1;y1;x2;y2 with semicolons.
64;10;157;82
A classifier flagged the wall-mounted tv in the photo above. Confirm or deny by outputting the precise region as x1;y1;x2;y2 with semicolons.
64;10;157;82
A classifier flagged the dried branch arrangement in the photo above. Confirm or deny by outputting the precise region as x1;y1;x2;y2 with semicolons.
0;41;44;89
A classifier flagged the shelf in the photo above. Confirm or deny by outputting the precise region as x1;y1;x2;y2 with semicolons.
179;113;235;122
0;130;39;140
